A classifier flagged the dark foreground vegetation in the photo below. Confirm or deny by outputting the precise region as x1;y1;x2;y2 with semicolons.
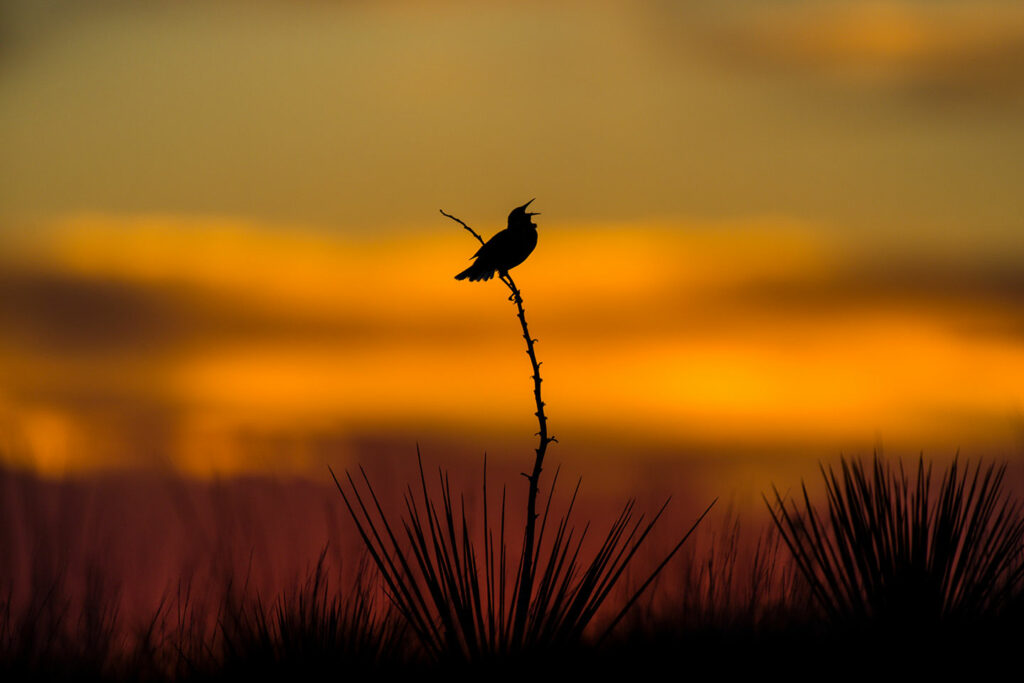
2;454;1024;681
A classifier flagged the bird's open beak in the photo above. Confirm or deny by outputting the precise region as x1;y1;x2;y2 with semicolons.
517;198;540;216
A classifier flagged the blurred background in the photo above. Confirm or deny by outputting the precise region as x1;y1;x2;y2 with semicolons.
1;0;1023;495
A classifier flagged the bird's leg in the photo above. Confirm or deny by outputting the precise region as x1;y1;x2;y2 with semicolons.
500;273;517;301
500;273;522;303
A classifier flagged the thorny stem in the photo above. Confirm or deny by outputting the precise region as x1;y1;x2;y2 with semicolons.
441;208;556;646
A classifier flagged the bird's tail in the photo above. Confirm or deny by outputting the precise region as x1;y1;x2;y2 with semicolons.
454;261;495;282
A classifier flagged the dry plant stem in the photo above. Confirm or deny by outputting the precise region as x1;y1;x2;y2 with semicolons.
441;208;556;645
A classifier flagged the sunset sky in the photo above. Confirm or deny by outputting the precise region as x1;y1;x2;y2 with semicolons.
2;0;1023;488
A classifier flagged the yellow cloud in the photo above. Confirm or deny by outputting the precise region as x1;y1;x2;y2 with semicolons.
696;1;1024;93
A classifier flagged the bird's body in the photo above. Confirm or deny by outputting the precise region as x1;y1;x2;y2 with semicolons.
455;200;540;282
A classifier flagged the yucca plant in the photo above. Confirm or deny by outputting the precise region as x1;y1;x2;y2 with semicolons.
333;453;711;661
766;455;1024;626
330;207;712;661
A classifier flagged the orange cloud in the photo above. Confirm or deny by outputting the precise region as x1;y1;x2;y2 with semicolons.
1;214;1022;477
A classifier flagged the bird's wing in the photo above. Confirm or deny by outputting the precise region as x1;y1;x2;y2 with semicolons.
470;230;503;260
475;228;517;259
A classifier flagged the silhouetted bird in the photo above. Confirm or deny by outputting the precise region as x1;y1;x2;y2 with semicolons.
455;199;540;282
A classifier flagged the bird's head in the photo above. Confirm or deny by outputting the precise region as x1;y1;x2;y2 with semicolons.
508;199;540;230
